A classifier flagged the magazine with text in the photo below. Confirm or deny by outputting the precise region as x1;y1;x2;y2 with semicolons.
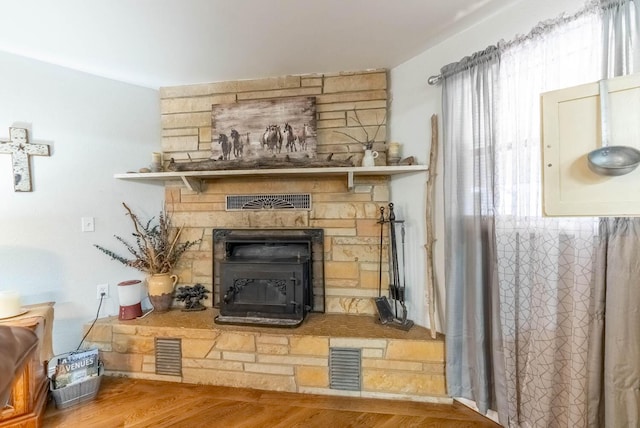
52;348;100;389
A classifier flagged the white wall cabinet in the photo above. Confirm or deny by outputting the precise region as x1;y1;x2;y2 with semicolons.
542;73;640;216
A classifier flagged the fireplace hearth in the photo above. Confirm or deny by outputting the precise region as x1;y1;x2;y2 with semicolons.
212;229;324;327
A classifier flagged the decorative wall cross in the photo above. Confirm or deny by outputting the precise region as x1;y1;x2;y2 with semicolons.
0;127;50;192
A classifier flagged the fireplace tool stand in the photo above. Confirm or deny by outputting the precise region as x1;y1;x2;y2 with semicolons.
374;206;394;324
374;203;413;331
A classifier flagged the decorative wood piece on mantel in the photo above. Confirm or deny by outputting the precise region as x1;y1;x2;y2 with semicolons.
166;153;354;172
0;127;50;192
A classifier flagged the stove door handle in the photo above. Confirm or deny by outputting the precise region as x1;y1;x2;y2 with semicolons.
223;287;235;303
290;301;301;314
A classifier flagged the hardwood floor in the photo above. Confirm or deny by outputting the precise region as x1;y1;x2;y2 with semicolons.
43;377;500;427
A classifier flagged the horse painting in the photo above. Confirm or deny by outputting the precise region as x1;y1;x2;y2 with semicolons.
230;129;243;158
211;96;316;161
218;133;231;160
283;123;296;152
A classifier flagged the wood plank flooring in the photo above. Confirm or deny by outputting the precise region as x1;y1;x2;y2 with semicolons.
43;377;500;427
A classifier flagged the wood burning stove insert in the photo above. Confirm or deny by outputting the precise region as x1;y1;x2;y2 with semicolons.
212;229;324;327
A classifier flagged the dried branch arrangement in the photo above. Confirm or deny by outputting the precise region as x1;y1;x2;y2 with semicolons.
94;202;201;274
334;108;386;150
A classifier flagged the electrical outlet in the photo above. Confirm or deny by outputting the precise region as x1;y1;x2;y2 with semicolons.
81;217;95;232
97;284;109;299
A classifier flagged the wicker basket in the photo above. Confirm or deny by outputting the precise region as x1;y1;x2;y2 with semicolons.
47;352;103;409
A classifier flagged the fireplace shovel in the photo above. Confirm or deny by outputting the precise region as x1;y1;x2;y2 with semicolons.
374;206;394;324
375;296;395;324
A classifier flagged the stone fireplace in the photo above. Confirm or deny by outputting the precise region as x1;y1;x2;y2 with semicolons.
167;173;390;317
87;69;447;403
213;228;324;327
161;69;393;317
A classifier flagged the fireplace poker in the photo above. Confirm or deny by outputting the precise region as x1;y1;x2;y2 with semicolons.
378;206;385;298
387;204;413;331
388;203;400;319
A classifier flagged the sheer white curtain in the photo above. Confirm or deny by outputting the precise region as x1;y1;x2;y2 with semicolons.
494;10;602;428
495;2;640;425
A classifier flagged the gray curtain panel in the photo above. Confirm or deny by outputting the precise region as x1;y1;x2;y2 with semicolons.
588;2;640;427
591;218;640;427
442;46;504;415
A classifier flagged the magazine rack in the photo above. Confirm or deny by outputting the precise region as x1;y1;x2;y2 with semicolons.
47;351;103;409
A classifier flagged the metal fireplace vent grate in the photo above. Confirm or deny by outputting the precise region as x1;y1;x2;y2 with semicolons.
155;338;182;377
226;194;311;211
329;347;361;391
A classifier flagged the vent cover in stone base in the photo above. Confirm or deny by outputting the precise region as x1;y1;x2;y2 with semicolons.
155;337;182;376
226;194;311;211
329;347;361;391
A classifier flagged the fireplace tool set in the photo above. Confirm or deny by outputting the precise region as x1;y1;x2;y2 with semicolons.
374;203;414;331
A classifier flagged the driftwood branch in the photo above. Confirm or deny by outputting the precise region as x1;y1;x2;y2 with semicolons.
424;114;439;339
167;154;354;172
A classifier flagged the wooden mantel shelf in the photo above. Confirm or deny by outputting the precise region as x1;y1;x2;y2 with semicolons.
114;165;428;192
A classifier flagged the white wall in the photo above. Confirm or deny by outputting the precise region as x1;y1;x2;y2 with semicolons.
0;51;162;354
388;0;585;331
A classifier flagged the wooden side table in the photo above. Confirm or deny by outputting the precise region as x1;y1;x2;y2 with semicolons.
0;303;54;428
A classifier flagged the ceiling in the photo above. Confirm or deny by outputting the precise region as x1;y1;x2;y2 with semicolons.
0;0;516;89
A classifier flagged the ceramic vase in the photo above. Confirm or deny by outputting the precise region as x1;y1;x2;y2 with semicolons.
362;149;379;167
147;273;178;312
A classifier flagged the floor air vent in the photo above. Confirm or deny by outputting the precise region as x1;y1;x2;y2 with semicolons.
226;194;311;211
329;347;361;391
155;338;182;376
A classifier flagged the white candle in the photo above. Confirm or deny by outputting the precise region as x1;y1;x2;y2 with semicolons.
0;291;21;318
151;152;162;164
388;142;401;158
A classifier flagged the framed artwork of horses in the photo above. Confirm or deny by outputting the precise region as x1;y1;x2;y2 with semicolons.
211;96;317;162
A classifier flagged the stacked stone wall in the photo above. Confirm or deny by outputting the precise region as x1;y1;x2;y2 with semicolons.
160;70;392;316
86;314;447;401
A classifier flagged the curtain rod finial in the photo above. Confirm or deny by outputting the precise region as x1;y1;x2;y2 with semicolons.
428;74;442;86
